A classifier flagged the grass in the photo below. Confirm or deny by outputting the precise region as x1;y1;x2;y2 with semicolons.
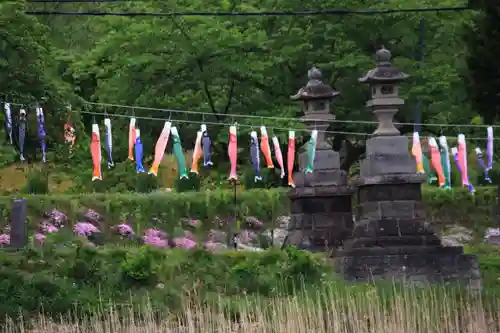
2;283;499;333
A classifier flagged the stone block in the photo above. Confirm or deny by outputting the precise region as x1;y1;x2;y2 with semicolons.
365;135;409;156
358;183;422;203
333;246;481;291
298;149;340;171
352;218;434;238
361;154;416;177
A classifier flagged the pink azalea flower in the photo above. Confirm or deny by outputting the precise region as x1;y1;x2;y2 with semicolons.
116;223;134;236
143;236;169;248
48;209;67;226
204;241;217;251
173;237;196;249
0;234;10;245
35;233;46;244
41;223;59;233
74;222;100;236
144;228;167;239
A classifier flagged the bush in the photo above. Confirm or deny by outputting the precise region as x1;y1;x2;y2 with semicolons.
0;244;328;322
174;173;201;192
22;169;49;194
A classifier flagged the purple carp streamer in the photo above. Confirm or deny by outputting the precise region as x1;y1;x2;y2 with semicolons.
475;147;492;183
36;107;47;163
18;109;27;162
487;127;493;170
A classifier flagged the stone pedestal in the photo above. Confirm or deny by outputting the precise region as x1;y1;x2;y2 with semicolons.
283;67;355;251
334;136;481;290
284;148;355;251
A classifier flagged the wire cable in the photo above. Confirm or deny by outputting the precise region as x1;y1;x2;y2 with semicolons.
79;110;500;141
25;7;472;17
82;100;499;129
79;110;369;136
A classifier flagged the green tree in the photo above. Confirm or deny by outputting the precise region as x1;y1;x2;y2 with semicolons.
465;2;500;124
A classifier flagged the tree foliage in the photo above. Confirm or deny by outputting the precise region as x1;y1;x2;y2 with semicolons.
465;2;500;124
0;0;488;182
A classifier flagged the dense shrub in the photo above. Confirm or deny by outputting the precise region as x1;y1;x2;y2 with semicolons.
0;243;328;322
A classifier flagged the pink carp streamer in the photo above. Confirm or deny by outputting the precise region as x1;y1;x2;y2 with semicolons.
128;117;136;161
149;121;172;177
272;136;285;178
411;132;424;173
428;137;445;187
457;134;475;193
228;125;238;181
287;130;296;188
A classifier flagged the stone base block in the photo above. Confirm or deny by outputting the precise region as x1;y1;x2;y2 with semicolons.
333;246;482;291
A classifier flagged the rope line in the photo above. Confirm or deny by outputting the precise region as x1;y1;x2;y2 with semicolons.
79;110;500;141
81;101;500;129
24;7;472;17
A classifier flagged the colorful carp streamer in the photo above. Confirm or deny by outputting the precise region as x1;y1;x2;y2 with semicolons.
428;137;445;187
250;131;262;182
36;107;47;163
201;124;213;168
487;126;493;170
149;121;171;177
4;103;12;144
128;117;136;161
475;147;492;183
452;146;474;193
64;123;76;150
438;136;452;189
305;130;318;174
457;134;475;193
228;125;238;181
411;132;424;173
287;130;296;188
104;118;114;169
171;126;188;179
90;123;102;181
18;109;27;161
191;130;203;175
260;126;274;169
134;129;145;173
272;135;285;178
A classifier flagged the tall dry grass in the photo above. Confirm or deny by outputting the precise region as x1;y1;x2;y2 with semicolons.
3;283;499;333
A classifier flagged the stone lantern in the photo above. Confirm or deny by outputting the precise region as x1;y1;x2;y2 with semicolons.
359;46;409;136
283;67;354;252
333;47;481;290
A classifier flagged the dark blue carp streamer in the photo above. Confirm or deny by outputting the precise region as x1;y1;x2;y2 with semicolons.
134;129;145;173
104;118;114;168
36;107;47;163
201;124;213;167
18;109;27;161
4;103;12;144
250;131;262;182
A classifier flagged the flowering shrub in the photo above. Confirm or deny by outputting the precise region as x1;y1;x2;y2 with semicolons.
0;233;10;245
172;237;196;249
35;232;46;244
115;223;134;236
47;209;67;227
41;223;59;233
74;221;100;236
143;228;169;248
84;209;102;222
